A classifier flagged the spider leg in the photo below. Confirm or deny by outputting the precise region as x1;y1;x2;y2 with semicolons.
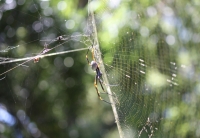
91;46;95;61
86;45;95;65
86;48;90;65
98;77;117;99
94;75;111;104
98;77;106;92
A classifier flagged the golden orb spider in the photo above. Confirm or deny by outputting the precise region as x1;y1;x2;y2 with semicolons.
86;45;111;104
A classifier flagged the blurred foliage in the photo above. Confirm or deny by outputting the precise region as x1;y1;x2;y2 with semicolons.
0;0;200;138
91;0;200;138
0;0;117;138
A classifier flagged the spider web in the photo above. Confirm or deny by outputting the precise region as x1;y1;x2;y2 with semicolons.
0;0;199;138
88;0;200;138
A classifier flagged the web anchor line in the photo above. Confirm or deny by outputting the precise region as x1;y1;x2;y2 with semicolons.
88;0;123;137
0;34;90;76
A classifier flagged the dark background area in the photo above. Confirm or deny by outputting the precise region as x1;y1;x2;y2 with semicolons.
0;0;117;138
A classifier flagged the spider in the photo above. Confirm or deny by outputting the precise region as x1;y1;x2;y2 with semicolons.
33;43;49;63
55;36;63;41
86;45;111;104
34;57;40;63
33;36;63;63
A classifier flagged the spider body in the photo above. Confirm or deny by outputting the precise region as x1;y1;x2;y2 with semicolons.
91;61;98;71
91;60;103;82
96;67;103;79
34;57;40;63
33;44;49;63
86;47;111;104
57;36;63;41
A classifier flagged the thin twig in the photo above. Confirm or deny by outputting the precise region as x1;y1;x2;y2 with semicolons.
88;1;124;138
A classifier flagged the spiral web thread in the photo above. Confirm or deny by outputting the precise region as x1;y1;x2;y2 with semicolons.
87;0;196;138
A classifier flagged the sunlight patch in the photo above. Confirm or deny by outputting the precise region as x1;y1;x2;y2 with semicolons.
147;69;167;89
